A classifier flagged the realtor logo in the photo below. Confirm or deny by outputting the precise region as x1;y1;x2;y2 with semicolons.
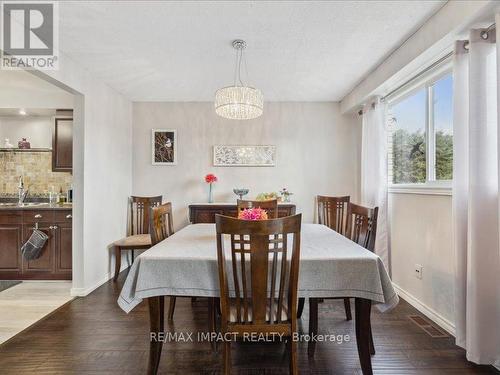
1;1;58;70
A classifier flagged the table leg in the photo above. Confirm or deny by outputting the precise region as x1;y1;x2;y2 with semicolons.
113;246;121;282
148;296;164;375
355;298;373;375
307;298;319;357
208;297;217;352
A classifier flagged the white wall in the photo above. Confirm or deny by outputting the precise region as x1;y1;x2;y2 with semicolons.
34;50;132;295
0;70;74;109
133;102;359;229
389;193;455;332
0;117;52;148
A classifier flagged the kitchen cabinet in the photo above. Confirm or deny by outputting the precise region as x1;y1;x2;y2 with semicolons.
0;208;72;280
0;223;22;274
52;118;73;172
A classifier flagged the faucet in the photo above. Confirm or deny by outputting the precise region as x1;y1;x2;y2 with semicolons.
18;176;29;205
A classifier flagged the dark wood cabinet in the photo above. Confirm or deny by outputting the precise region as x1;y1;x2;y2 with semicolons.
22;224;55;274
56;220;72;274
189;203;296;224
52;118;73;172
0;208;72;280
0;224;22;273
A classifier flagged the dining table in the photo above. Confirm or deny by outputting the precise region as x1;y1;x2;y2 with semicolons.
118;223;398;375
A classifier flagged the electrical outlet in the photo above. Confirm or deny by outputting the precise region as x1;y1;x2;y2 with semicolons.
415;264;423;279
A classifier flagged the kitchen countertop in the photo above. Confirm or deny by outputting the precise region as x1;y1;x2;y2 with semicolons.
0;203;72;210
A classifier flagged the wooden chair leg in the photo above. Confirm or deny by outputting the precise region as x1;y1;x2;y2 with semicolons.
167;296;176;322
223;340;231;374
215;297;221;316
308;298;319;358
369;324;375;355
297;298;305;319
289;338;298;374
159;296;165;333
113;246;121;282
131;249;135;263
344;297;352;321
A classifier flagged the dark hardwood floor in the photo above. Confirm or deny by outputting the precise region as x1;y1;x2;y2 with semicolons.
0;271;497;374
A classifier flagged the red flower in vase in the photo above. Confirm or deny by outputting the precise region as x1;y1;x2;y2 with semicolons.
205;174;218;184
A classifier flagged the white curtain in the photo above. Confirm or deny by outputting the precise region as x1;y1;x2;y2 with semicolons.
452;25;500;366
361;99;389;270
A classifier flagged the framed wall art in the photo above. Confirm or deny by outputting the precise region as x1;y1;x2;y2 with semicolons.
213;145;276;167
152;129;177;165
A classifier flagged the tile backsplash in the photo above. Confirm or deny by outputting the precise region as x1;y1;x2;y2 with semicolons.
0;151;72;197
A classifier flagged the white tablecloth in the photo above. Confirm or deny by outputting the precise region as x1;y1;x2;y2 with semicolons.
118;224;398;313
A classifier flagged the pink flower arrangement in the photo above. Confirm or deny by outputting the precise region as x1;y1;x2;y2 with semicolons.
238;207;269;221
205;174;218;184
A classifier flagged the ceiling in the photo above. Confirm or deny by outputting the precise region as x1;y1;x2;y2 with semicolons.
58;1;445;102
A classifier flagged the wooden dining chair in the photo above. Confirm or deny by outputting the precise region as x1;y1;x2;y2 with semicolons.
237;198;279;219
317;195;350;234
149;202;177;321
112;195;162;281
216;214;302;375
297;195;351;318
308;202;378;358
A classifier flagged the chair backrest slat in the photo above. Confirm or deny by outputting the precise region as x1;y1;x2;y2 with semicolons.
237;199;279;219
345;202;378;252
317;195;350;234
149;202;174;245
129;195;162;236
216;214;301;328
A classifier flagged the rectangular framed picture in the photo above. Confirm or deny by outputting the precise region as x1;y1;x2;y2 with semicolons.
152;129;177;165
213;145;276;167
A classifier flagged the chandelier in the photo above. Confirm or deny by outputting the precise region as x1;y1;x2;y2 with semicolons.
215;40;263;120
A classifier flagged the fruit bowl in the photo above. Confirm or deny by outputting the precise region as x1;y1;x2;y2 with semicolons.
233;188;249;200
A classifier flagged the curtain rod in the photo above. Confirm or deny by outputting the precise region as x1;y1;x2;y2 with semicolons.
358;23;496;116
382;22;496;102
381;51;453;102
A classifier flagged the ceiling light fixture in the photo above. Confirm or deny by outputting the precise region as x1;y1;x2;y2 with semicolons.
215;40;263;120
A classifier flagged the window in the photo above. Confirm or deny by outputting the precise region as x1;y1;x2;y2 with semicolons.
388;69;453;188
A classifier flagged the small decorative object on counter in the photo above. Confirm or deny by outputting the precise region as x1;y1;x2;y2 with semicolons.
279;188;293;202
57;187;66;204
67;185;73;203
49;186;57;204
204;173;218;203
256;192;281;202
17;138;31;149
4;138;14;148
233;188;249;200
238;207;268;221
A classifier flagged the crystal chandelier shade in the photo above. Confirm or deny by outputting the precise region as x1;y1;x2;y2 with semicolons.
214;40;263;120
215;86;263;120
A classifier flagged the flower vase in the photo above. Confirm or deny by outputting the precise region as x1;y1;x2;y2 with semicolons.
208;183;214;203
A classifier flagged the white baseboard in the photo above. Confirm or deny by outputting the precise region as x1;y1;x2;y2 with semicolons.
70;262;130;297
392;283;456;336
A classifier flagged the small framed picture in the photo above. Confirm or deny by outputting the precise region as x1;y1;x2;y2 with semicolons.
152;129;177;165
